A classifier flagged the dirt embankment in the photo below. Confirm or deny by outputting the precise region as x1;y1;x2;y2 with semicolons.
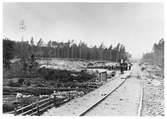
141;63;164;116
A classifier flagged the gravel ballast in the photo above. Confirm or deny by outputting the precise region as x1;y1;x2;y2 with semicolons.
141;64;164;116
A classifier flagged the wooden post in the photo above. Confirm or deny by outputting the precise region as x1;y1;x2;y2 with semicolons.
69;92;70;100
20;97;23;114
100;73;102;82
104;71;107;82
14;107;17;116
54;95;56;107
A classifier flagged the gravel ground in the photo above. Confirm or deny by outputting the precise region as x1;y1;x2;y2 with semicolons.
141;65;164;116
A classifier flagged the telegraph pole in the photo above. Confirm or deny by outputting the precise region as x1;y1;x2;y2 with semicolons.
19;20;26;42
19;20;27;62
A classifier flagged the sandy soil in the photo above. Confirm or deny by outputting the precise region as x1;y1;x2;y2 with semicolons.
37;59;88;72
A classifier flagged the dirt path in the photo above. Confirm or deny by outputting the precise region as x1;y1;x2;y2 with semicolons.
85;63;142;116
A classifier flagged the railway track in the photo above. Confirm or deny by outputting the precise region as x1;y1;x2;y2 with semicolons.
79;77;128;116
79;65;143;116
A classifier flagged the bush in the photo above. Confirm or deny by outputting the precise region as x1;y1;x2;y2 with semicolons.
50;82;56;86
18;78;24;84
7;80;20;87
25;81;31;86
37;68;71;81
20;97;36;107
77;71;95;82
3;103;15;113
37;68;96;83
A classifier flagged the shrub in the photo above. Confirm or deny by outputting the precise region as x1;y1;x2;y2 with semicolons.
3;103;15;113
50;82;56;86
77;72;95;82
57;83;63;87
20;97;36;107
7;80;20;87
18;78;24;84
37;68;96;83
25;81;31;86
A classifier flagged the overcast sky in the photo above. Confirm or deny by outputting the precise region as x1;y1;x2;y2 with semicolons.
3;3;164;59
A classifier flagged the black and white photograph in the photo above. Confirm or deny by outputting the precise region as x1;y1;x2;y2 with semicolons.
2;2;164;116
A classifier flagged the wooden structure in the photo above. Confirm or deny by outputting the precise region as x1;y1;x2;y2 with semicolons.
98;71;107;82
8;95;67;116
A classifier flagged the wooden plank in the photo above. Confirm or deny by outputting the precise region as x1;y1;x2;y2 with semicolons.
38;100;53;109
38;98;51;105
39;103;54;114
21;106;37;115
16;97;51;115
30;103;54;116
16;102;36;113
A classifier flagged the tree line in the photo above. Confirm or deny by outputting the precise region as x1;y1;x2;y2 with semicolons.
142;38;164;71
3;37;131;68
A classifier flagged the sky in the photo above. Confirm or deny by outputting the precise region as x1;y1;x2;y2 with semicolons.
3;3;164;59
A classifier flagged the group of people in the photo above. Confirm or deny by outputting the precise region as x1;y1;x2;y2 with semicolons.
119;59;132;74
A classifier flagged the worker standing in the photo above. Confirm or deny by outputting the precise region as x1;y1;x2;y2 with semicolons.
120;59;124;74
